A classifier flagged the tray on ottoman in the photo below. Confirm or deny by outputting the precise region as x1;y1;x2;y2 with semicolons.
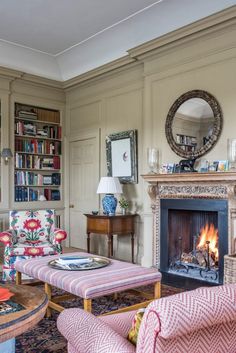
48;256;110;271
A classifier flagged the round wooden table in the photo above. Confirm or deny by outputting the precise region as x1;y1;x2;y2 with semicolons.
0;284;48;351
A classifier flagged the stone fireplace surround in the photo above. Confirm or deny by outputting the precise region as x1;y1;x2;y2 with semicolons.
143;172;236;283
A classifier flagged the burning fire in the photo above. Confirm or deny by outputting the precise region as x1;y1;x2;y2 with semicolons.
197;223;219;261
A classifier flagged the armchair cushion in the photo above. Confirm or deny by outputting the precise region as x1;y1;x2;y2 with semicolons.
10;210;55;244
100;311;136;338
57;308;135;353
9;242;58;256
127;309;145;345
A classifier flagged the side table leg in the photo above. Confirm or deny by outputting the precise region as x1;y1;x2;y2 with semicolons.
87;232;90;253
16;271;22;285
45;282;52;318
111;235;113;257
84;299;92;312
131;232;135;263
108;234;112;258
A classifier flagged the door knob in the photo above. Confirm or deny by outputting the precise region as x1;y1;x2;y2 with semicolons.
69;204;74;208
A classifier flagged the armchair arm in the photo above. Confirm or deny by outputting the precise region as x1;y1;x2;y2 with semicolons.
57;308;135;353
0;230;14;246
137;284;236;349
53;228;67;244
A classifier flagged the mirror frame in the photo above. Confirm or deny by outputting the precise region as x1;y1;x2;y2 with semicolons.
165;90;223;159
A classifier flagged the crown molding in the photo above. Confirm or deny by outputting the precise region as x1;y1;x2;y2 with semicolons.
0;66;23;80
20;73;63;89
128;5;236;60
0;66;64;90
0;6;235;91
62;55;136;89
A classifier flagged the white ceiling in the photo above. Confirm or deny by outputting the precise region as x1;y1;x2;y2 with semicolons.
178;98;214;119
0;0;235;81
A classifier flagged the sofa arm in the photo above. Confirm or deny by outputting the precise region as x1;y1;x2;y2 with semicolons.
57;308;135;353
53;228;67;243
138;284;236;346
0;230;14;246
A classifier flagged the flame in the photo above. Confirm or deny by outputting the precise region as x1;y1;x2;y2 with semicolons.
197;223;219;261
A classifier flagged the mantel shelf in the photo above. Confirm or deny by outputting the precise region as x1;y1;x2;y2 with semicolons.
142;172;236;183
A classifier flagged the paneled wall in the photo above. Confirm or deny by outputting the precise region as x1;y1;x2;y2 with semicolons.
66;11;236;266
66;64;144;262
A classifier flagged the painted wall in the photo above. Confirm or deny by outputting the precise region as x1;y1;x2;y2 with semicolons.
65;16;236;265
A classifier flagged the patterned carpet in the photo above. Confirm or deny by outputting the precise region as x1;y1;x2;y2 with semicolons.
16;284;183;353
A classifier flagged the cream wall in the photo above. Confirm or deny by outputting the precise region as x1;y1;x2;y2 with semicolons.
65;64;145;262
65;10;236;265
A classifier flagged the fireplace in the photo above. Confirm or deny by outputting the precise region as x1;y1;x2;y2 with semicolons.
160;199;228;287
142;172;236;289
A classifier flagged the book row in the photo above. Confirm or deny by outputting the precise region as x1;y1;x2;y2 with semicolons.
15;187;61;202
15;106;60;124
15;171;61;186
15;153;60;170
15;138;61;155
15;121;61;139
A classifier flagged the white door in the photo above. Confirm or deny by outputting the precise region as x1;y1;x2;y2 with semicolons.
69;134;99;249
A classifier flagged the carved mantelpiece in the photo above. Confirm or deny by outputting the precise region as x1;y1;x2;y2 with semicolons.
142;172;236;268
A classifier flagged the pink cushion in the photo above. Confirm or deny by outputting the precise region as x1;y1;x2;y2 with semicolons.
100;311;136;338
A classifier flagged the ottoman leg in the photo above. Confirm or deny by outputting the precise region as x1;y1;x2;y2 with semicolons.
84;299;92;312
154;281;161;299
45;283;52;318
16;271;22;285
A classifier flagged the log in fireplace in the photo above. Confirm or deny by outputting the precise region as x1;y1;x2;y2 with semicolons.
160;199;228;288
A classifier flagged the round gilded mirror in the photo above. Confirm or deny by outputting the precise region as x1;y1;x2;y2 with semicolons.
165;90;223;159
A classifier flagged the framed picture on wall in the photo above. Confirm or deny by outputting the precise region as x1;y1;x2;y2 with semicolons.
106;130;138;184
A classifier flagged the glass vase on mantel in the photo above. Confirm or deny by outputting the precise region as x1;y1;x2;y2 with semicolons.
147;147;159;174
227;139;236;171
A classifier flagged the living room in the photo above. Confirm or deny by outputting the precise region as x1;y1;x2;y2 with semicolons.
0;1;236;352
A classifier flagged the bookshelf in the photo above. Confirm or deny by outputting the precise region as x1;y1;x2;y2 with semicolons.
14;103;62;203
176;134;197;152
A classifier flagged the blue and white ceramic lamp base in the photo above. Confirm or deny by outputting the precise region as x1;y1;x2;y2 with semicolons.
102;194;117;215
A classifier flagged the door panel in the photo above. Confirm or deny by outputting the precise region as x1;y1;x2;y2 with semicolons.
69;136;99;249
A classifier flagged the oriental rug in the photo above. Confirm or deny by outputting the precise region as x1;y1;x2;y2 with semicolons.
16;284;183;353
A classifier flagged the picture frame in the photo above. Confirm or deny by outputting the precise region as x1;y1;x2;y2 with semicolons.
217;160;229;172
43;175;52;185
106;130;138;184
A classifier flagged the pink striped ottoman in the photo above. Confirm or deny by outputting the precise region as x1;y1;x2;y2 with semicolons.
15;252;161;316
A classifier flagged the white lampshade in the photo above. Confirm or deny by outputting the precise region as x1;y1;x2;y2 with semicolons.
97;177;122;194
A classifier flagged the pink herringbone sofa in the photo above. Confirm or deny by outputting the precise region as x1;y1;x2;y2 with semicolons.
57;284;236;353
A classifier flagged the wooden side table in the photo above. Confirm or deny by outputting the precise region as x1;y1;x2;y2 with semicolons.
84;214;138;263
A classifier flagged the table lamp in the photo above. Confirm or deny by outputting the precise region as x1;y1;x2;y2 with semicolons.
97;177;122;215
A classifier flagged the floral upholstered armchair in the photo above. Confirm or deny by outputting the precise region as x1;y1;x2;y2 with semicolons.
0;209;67;281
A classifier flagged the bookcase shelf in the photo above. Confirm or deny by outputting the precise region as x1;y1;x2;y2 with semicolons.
14;102;62;203
176;134;197;152
15;134;61;142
